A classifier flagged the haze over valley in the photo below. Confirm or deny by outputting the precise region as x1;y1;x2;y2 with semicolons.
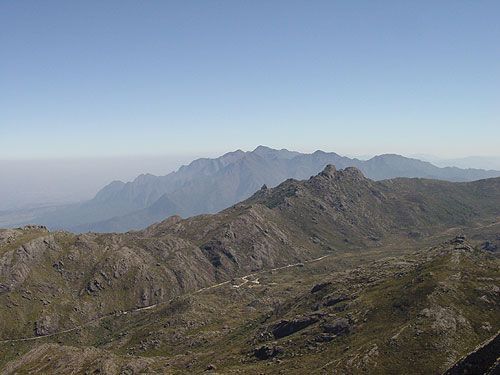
2;146;500;233
1;1;499;374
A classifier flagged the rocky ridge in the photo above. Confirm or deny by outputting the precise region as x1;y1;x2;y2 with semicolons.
0;166;499;373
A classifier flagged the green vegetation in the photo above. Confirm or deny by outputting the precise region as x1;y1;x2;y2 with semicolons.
0;167;498;373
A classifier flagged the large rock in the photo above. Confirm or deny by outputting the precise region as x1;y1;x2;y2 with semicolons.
481;241;498;252
272;315;319;339
322;318;351;336
254;344;284;360
34;315;59;336
310;282;332;293
450;235;466;245
323;294;349;307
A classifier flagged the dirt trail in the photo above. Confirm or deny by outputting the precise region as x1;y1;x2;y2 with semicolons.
0;253;332;344
4;218;494;345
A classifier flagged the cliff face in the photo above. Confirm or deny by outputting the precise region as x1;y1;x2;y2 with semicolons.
444;332;500;375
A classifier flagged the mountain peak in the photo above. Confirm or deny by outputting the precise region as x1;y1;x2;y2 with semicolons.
318;165;365;180
253;145;274;153
342;166;365;179
313;150;327;155
252;145;300;160
319;164;337;178
222;149;245;157
134;173;157;183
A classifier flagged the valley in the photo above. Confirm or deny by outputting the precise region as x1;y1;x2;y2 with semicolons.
4;2;499;373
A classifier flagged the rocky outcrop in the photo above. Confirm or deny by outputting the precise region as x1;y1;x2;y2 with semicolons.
311;282;332;293
482;241;498;252
272;315;319;339
0;235;60;289
200;240;238;268
319;164;337;178
254;344;284;360
34;315;59;336
323;294;349;307
322;318;351;336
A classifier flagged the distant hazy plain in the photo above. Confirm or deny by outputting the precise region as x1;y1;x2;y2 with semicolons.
0;155;197;211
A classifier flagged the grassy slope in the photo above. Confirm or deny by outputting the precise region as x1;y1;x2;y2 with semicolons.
2;227;498;374
0;171;499;373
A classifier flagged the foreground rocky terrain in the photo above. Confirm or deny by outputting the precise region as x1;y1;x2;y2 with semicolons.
0;166;499;374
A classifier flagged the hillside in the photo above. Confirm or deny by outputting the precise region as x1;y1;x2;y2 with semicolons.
0;167;499;373
1;228;499;374
22;146;500;233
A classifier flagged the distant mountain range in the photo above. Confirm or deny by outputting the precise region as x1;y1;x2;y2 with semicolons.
411;154;500;170
21;146;500;232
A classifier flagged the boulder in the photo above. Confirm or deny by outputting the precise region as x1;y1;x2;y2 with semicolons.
254;344;284;360
272;316;319;339
205;364;217;371
408;231;422;239
451;235;466;245
34;315;59;336
323;294;349;307
315;333;336;342
322;318;351;336
481;241;498;252
311;282;332;294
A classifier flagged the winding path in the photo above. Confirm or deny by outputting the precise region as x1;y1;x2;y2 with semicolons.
0;253;332;344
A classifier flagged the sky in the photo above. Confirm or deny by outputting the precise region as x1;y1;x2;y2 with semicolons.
0;155;196;210
1;1;499;160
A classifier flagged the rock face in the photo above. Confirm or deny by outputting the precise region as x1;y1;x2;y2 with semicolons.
444;332;500;375
200;240;238;268
272;316;319;339
0;234;61;290
319;164;337;178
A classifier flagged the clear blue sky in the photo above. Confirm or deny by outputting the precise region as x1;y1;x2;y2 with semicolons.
1;1;499;159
